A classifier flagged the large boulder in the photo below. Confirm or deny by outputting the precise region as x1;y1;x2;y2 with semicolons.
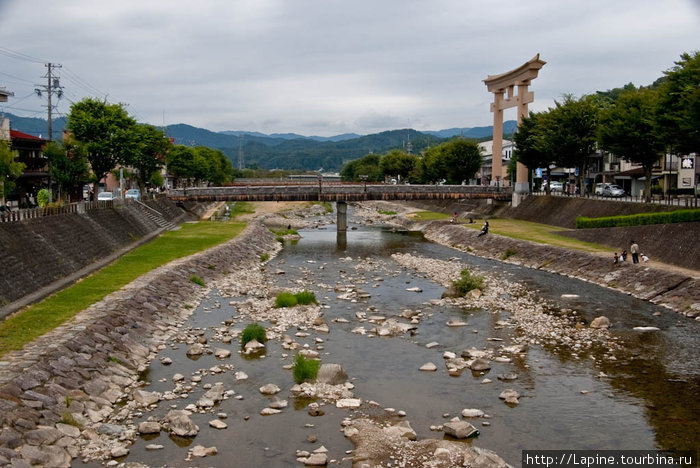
443;421;479;439
590;316;611;329
165;410;199;437
316;364;348;385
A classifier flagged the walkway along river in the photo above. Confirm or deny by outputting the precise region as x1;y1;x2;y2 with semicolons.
75;204;700;468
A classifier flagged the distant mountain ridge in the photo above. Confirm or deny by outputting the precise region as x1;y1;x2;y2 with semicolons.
3;112;516;172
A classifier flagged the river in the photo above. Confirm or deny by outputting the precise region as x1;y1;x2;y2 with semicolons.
105;213;700;467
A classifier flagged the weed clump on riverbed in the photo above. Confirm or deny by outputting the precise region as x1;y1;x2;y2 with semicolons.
452;268;484;295
241;323;267;348
293;353;320;383
274;290;318;308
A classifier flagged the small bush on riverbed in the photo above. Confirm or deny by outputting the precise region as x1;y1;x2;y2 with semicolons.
502;248;517;260
275;292;298;308
190;274;205;287
241;323;267;348
260;253;270;262
293;353;320;383
295;290;318;305
452;269;484;295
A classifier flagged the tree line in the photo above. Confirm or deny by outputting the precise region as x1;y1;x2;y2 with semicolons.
513;51;699;200
340;138;483;184
13;98;236;203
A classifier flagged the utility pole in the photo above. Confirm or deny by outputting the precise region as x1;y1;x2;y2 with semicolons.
35;62;63;141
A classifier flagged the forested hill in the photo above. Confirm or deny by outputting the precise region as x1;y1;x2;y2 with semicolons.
3;112;513;172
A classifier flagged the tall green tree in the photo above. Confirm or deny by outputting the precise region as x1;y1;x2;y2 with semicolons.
166;145;197;187
0;141;25;203
195;146;233;186
440;139;483;185
513;111;557;193
134;124;172;194
656;51;700;155
379;149;417;181
340;153;382;182
598;88;665;201
66;98;138;189
549;95;601;194
44;141;91;202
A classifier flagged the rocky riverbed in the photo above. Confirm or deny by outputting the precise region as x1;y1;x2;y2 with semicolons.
0;201;697;467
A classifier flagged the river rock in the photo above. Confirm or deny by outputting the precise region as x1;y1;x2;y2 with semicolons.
214;348;231;359
499;389;520;405
138;421;161;434
406;287;423;292
336;398;362;409
186;343;204;356
308;402;324;416
260;408;282;416
20;445;71;467
590;316;611;329
209;419;227;429
303;452;328;466
498;372;518;381
191;445;217;457
443;420;479;439
470;358;491;371
132;389;160;407
55;423;81;439
244;339;265;353
259;384;281;395
383;420;417;440
165;410;199;437
461;408;485;418
316;363;348;385
420;362;438;372
235;371;249;380
633;326;660;331
447;319;468;327
110;445;129;458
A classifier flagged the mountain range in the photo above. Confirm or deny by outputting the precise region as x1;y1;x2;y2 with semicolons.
2;112;516;172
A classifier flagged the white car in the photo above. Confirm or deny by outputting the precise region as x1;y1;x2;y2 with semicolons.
595;183;612;195
547;181;563;192
603;184;626;197
125;189;141;200
97;191;116;201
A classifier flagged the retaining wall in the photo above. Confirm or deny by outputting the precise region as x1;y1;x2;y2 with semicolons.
0;199;194;308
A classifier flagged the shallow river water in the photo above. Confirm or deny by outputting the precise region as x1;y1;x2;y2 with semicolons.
105;218;699;467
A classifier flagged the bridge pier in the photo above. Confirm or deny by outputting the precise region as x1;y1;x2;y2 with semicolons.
336;201;347;232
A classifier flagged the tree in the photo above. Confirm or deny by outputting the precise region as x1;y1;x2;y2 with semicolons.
195;146;233;186
656;51;700;155
440;139;483;184
0;141;25;203
340;153;382;182
66;98;138;189
132;124;172;194
598;88;665;201
513;111;557;193
548;95;600;194
44;141;91;202
166;145;197;187
379;150;417;181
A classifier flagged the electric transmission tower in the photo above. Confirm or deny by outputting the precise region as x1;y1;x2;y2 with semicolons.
34;63;63;141
238;134;245;170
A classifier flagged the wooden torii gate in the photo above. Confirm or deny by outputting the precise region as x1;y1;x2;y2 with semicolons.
484;54;545;205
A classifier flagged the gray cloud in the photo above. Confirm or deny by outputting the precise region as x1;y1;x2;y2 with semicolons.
1;0;698;136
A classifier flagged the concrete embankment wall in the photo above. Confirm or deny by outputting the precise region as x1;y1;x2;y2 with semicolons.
408;195;700;271
0;198;199;309
0;223;278;466
421;222;700;318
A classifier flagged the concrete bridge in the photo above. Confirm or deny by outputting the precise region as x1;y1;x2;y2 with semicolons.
168;184;511;231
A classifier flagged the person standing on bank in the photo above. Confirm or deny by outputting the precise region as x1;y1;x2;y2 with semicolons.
630;240;640;264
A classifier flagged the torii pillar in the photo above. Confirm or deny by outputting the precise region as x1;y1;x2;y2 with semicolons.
484;54;545;205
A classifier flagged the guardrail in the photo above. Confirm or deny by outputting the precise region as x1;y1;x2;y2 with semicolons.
0;200;122;223
532;190;700;208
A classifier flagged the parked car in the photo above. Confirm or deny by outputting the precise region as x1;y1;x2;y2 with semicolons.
125;189;141;200
602;184;626;197
97;191;116;201
594;183;611;195
547;181;563;192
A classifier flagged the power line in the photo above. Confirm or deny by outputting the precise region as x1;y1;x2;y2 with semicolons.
0;71;34;84
0;46;46;64
62;66;107;98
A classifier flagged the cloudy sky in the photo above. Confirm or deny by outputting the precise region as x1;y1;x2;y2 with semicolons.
1;0;698;136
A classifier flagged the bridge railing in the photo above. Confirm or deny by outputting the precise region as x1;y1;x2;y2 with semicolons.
168;184;512;202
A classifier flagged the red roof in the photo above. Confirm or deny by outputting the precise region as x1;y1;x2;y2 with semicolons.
10;129;45;141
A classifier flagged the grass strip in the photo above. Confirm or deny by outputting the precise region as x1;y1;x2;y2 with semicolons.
410;211;450;221
462;218;609;253
0;220;246;357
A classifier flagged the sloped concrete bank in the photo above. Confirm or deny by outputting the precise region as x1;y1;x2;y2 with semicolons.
0;222;279;467
0;198;204;311
420;222;700;319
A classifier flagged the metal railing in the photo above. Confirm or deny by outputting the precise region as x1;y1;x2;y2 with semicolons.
0;199;122;223
531;190;700;208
